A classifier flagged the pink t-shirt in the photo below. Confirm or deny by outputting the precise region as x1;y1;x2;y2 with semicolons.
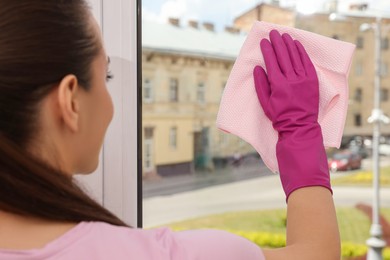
0;221;265;259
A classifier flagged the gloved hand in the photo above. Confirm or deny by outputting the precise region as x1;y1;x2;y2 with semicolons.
253;30;332;201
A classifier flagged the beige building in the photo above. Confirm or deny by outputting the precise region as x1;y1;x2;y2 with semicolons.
142;2;390;177
234;3;390;139
142;20;254;177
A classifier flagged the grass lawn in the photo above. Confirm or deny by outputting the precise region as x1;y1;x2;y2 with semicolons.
331;167;390;187
165;207;389;245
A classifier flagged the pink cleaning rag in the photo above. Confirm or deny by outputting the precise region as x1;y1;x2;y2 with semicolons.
216;21;356;173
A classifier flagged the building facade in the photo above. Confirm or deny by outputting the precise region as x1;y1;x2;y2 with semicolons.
142;20;253;177
234;3;390;139
142;2;390;177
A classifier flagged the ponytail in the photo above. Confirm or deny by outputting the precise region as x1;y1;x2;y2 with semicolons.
0;136;128;227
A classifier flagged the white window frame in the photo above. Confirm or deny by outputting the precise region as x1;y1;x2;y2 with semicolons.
77;0;142;227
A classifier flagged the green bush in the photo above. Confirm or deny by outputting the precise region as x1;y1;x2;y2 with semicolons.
171;227;390;259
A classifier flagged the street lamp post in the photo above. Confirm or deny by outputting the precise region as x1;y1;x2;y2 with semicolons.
330;12;390;259
362;16;388;260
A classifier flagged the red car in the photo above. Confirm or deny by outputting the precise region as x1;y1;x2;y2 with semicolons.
328;152;362;172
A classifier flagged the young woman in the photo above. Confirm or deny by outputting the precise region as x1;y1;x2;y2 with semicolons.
0;1;340;259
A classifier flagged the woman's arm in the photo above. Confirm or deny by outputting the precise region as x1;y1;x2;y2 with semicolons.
263;187;340;260
253;30;341;260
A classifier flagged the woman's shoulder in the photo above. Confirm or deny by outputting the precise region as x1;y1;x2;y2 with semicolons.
85;222;265;260
0;221;264;260
78;221;185;259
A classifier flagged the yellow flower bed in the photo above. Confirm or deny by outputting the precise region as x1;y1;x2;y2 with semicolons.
332;167;390;186
173;228;390;259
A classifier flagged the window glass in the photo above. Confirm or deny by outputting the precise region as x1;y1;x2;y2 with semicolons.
169;78;179;102
354;87;362;102
381;62;388;76
382;37;389;50
170;127;177;149
141;0;390;255
356;36;364;49
197;82;205;103
354;114;362;126
381;88;389;102
355;62;363;76
143;78;153;102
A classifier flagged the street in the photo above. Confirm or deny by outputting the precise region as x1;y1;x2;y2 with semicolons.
143;157;272;198
143;157;390;228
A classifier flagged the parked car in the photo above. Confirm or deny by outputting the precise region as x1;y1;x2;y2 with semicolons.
328;151;362;172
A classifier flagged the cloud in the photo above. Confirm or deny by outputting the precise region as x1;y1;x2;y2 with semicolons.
143;0;200;25
142;8;161;23
376;0;390;12
228;0;263;17
160;0;188;20
143;0;262;30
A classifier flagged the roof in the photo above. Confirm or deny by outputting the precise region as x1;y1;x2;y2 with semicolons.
142;20;246;61
314;9;390;20
335;10;390;20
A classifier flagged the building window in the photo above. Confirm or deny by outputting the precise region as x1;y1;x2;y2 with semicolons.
382;37;389;50
356;36;364;49
354;114;362;126
222;81;227;89
144;127;154;171
381;88;389;102
143;78;153;103
355;63;363;76
221;81;227;95
170;127;177;149
169;78;179;102
354;88;362;102
381;62;388;76
197;82;206;103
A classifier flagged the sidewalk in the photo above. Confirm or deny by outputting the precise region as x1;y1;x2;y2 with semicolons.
143;157;272;198
143;157;390;227
143;173;390;227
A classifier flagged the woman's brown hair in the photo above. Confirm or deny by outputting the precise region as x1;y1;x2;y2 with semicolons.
0;0;128;227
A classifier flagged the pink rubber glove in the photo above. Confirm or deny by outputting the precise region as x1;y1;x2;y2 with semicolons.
253;30;332;201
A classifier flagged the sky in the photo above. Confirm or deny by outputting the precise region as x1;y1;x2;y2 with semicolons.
142;0;390;31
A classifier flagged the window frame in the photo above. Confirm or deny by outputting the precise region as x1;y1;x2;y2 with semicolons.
77;0;143;228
